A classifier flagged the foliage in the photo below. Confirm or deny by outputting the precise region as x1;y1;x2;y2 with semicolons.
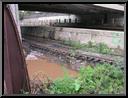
63;40;113;55
86;41;93;48
47;63;124;94
82;42;112;54
48;76;76;94
95;43;112;54
113;57;124;69
78;64;124;94
63;40;83;49
69;49;77;57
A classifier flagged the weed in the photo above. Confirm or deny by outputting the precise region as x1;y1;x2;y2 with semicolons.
63;40;113;55
47;63;124;94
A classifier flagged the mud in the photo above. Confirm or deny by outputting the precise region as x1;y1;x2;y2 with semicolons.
26;57;78;80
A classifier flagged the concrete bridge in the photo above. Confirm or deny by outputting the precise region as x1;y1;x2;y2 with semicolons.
20;4;124;49
19;4;124;31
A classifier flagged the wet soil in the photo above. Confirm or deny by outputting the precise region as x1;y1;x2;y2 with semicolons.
26;57;78;80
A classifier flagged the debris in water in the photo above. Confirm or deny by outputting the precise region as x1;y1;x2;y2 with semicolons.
26;51;44;60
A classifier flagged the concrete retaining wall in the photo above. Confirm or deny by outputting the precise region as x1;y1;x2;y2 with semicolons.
22;27;124;49
55;27;124;49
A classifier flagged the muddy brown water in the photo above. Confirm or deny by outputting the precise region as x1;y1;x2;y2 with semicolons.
26;58;78;81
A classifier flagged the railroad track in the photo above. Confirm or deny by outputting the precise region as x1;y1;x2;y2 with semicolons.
23;38;116;65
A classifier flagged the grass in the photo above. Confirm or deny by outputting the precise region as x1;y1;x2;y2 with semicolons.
63;40;113;55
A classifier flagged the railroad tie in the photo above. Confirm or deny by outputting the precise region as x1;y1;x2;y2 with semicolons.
93;58;100;62
78;55;85;60
87;57;94;61
108;61;113;65
100;59;106;63
53;50;58;55
62;52;66;56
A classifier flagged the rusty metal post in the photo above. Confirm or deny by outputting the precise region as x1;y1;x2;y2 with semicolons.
4;5;30;94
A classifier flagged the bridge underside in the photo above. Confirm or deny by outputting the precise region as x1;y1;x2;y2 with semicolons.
19;4;124;15
19;4;124;31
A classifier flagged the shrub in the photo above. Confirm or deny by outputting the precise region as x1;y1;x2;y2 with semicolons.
63;40;113;55
87;41;93;48
96;43;112;54
63;40;84;49
48;76;76;94
48;63;124;94
63;40;71;46
78;63;124;94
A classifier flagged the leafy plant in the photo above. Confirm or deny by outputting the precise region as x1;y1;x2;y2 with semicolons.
87;41;93;48
78;63;124;94
96;43;112;54
47;63;124;94
63;40;83;49
63;40;71;46
48;76;76;94
69;49;77;57
63;40;113;55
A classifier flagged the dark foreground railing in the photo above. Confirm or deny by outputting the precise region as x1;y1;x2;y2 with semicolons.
4;5;30;94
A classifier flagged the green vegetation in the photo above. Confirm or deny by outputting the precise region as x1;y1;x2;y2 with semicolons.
48;76;76;94
77;64;124;94
113;57;124;69
63;40;113;55
69;49;77;57
47;63;124;94
63;40;83;49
